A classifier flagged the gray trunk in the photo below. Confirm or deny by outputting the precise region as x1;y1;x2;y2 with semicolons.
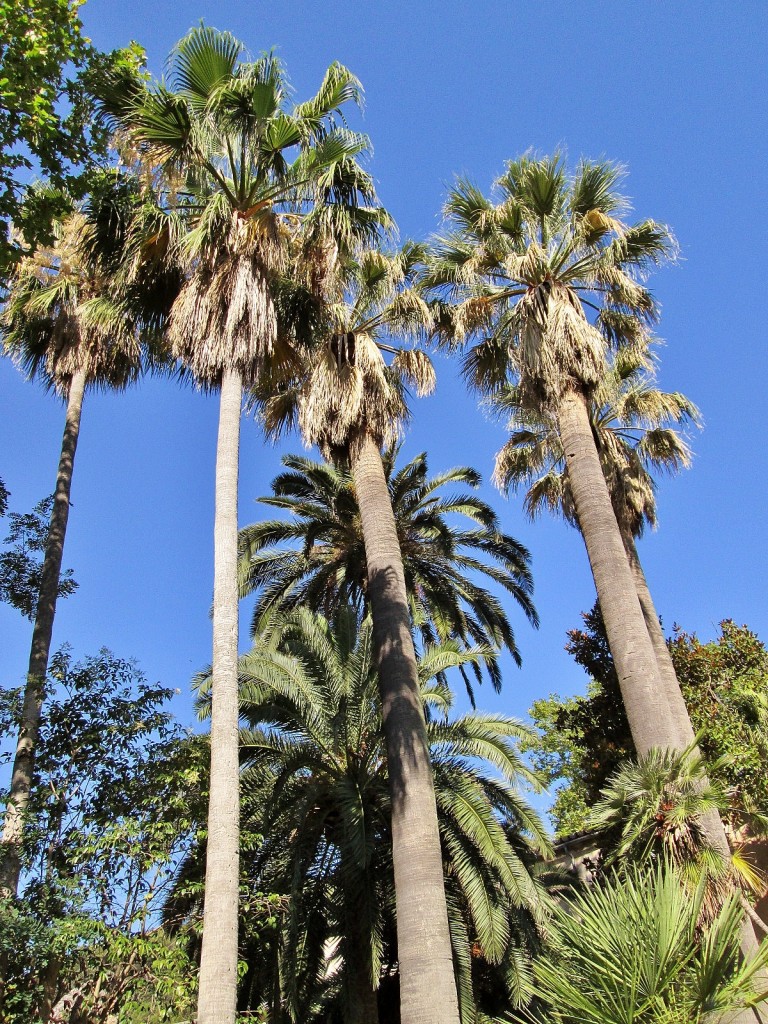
0;366;87;896
196;367;242;1024
621;528;691;749
557;388;675;756
350;431;460;1024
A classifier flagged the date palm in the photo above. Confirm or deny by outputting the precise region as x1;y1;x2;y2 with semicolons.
492;343;700;747
238;445;538;698
426;153;687;760
259;243;463;1024
107;26;378;1024
0;179;167;895
224;605;549;1024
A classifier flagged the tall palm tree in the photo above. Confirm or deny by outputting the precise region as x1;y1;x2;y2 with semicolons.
106;26;379;1024
238;446;538;698
259;244;464;1024
426;154;686;761
491;343;700;747
200;605;549;1024
0;179;165;895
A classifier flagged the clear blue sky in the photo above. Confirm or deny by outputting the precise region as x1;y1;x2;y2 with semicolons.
2;2;767;808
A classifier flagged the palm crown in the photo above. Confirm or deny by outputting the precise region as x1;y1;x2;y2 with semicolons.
259;242;436;455
426;153;673;408
238;447;538;695
107;24;381;386
491;344;700;537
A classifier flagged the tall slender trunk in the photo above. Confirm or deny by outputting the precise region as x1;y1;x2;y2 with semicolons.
560;389;765;1019
197;366;242;1024
350;431;460;1024
620;527;690;749
557;388;673;756
0;366;87;897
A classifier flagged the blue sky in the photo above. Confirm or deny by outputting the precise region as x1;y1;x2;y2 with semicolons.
2;1;767;811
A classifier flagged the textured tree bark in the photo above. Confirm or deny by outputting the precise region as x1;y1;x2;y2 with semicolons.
0;366;87;897
350;431;460;1024
557;388;673;756
197;367;242;1024
621;528;690;749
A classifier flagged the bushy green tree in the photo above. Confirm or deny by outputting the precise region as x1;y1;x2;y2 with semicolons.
0;0;144;274
0;647;206;1023
527;613;768;836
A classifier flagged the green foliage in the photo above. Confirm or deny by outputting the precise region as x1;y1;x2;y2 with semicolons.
527;611;768;836
0;647;206;1022
528;865;768;1023
671;620;768;824
0;492;77;618
238;446;537;699
525;605;632;835
0;0;145;274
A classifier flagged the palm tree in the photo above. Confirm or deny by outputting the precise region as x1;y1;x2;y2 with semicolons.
238;445;538;698
208;605;550;1024
107;26;379;1024
259;244;464;1024
529;863;768;1024
0;180;165;895
491;343;700;748
426;153;687;761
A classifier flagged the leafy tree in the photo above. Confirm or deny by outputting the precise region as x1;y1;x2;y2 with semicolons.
528;614;768;837
238;446;538;698
0;647;206;1023
106;25;380;1024
0;493;77;618
527;865;768;1024
0;0;144;274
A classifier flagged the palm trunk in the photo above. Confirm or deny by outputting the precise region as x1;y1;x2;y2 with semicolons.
197;366;242;1024
342;871;380;1024
350;431;460;1024
557;388;674;756
623;533;768;1009
0;366;87;897
620;528;691;749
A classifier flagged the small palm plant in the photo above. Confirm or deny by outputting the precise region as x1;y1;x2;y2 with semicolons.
529;864;768;1024
588;746;768;926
